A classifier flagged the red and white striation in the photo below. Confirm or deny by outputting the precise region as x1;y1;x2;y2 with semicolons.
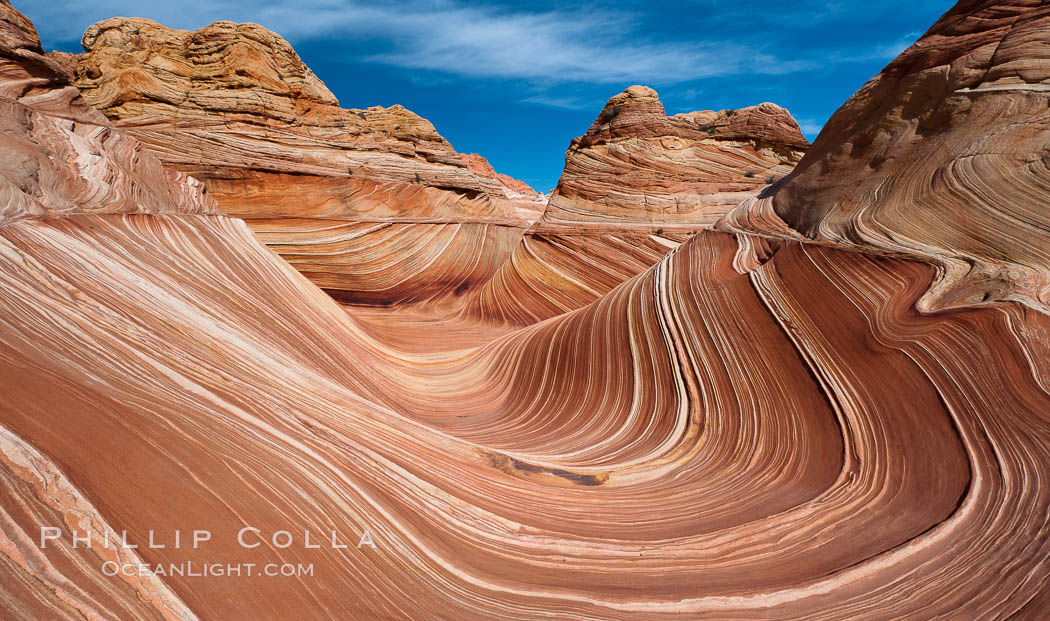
0;1;1049;619
461;153;546;223
68;16;545;305
467;86;810;324
719;0;1050;314
0;8;214;227
543;85;808;228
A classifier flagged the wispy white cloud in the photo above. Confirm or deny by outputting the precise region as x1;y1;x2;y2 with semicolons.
19;0;934;93
875;31;924;59
676;88;704;102
824;31;925;65
22;0;816;84
350;5;816;84
520;95;595;110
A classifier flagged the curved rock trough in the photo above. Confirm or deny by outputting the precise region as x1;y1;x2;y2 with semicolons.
1;0;1049;618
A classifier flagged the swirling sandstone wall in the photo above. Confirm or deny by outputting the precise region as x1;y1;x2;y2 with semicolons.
68;16;545;306
719;0;1050;314
467;86;810;324
1;0;1049;619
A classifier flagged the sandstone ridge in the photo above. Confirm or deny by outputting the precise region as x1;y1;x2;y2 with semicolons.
539;84;809;228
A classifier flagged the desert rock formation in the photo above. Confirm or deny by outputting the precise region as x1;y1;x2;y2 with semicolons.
73;17;520;221
70;17;544;305
543;84;807;227
469;85;810;324
719;0;1050;314
1;0;1050;619
0;8;214;226
69;19;807;315
462;153;544;204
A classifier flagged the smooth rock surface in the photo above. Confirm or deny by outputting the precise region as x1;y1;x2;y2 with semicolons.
719;0;1050;314
1;1;1049;619
70;16;545;303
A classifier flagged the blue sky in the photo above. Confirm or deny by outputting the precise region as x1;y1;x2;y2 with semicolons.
23;1;953;192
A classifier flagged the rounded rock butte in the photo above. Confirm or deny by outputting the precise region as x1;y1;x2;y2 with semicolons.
0;0;1049;619
469;85;810;324
69;15;547;307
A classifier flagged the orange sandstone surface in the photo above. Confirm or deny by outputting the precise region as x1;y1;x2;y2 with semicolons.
1;0;1049;619
69;16;544;306
468;85;810;324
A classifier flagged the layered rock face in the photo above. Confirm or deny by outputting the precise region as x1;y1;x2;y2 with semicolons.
542;85;808;228
69;17;544;304
468;86;810;324
720;0;1050;313
462;152;546;223
67;18;804;314
72;17;531;222
2;1;1050;620
0;9;214;226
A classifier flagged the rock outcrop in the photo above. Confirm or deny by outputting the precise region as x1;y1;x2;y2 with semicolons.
65;20;802;315
461;153;543;200
462;152;546;223
719;0;1050;313
1;1;1050;619
543;85;808;228
72;17;518;220
0;4;214;227
69;17;543;304
468;86;810;324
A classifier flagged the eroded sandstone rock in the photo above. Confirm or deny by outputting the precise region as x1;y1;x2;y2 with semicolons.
69;17;544;304
719;0;1050;313
541;85;808;228
72;17;536;223
0;3;215;227
469;86;810;323
2;2;1049;619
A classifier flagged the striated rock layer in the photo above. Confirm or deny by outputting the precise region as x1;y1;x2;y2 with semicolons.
69;16;544;304
719;0;1050;313
1;1;1049;619
543;85;808;228
67;16;807;317
467;86;809;324
462;153;546;223
6;212;1050;619
0;10;214;226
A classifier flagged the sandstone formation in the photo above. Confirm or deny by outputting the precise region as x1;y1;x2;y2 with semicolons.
467;86;809;324
69;17;544;304
72;17;520;221
464;154;546;210
0;5;214;227
2;0;1050;619
543;85;808;228
68;17;806;315
719;0;1050;314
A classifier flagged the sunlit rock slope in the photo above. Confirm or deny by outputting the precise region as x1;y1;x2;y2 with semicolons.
1;1;1049;619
